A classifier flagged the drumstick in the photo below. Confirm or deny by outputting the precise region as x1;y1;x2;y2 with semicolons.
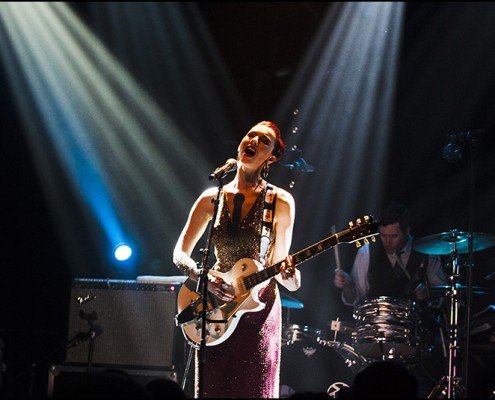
331;225;342;272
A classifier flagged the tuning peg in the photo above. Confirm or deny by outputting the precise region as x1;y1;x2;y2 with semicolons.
364;215;369;221
363;238;369;245
371;236;376;242
356;218;362;224
355;241;361;248
349;221;354;227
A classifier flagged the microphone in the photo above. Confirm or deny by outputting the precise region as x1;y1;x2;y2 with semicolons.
68;325;104;348
281;157;314;174
443;128;485;163
209;158;238;181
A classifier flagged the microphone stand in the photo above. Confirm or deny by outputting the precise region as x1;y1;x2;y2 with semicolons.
435;130;478;398
462;132;476;397
195;176;225;398
76;310;102;376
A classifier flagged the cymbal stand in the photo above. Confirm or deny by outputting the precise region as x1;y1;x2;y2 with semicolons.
428;236;465;398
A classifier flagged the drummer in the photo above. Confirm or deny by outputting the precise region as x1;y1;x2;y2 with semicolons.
334;201;449;397
334;201;447;306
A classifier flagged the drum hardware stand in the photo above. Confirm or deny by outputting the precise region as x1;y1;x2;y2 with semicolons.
428;236;465;399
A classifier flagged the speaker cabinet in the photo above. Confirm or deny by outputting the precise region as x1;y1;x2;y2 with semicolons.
65;278;180;369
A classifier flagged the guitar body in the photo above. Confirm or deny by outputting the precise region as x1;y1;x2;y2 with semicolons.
177;258;268;348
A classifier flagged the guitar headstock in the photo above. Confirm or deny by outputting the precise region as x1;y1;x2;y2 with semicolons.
340;215;381;246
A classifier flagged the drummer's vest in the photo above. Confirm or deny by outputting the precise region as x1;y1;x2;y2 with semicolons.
367;240;429;300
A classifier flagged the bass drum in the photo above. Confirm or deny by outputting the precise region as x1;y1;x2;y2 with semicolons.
280;324;367;397
353;296;432;362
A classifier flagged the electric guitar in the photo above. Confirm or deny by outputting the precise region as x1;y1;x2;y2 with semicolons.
175;215;380;348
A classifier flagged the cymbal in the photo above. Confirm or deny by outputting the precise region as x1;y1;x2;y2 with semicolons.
430;284;490;296
281;292;304;309
413;231;495;255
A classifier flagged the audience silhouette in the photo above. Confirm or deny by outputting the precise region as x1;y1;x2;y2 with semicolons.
345;360;419;398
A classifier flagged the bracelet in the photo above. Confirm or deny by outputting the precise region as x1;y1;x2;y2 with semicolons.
176;256;197;276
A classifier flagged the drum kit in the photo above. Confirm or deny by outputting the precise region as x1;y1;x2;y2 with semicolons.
280;230;495;398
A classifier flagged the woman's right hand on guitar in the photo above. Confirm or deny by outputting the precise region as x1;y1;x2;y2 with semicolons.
210;277;235;301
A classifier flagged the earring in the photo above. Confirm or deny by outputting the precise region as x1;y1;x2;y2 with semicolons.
261;163;270;179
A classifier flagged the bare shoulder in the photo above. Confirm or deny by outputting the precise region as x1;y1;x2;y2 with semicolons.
200;186;220;199
194;186;220;210
269;184;295;209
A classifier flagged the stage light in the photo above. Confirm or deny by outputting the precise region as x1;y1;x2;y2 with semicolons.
114;243;132;261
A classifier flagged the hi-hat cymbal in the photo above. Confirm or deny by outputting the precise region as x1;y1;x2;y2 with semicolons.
413;231;495;255
281;292;304;309
430;284;490;296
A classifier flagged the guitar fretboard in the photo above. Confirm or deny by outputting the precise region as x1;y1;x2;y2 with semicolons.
241;218;378;291
243;233;341;290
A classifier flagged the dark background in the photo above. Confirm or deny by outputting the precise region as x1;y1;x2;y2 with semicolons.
1;2;495;397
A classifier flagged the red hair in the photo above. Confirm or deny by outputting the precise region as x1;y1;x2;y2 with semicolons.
256;121;285;160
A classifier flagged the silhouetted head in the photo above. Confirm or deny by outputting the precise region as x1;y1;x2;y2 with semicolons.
349;360;418;398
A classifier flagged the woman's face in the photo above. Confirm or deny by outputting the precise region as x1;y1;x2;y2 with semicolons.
237;124;277;168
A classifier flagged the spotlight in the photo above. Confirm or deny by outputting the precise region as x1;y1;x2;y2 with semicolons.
114;243;132;261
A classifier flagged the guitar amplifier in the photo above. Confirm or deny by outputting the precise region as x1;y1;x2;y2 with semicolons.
65;278;183;369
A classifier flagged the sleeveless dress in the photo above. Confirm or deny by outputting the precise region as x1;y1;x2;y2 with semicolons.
194;187;281;398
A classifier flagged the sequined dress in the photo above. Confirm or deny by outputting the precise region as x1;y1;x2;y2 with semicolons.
194;187;281;398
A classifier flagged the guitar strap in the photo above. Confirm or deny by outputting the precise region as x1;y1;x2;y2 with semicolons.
260;185;276;265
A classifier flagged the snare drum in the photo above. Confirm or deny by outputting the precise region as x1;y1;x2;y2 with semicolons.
353;296;429;361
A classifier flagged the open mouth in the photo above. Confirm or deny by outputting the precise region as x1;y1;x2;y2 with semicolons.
244;145;257;157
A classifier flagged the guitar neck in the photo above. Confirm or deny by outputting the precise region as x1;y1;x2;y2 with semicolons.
292;233;341;265
242;217;378;291
244;233;339;290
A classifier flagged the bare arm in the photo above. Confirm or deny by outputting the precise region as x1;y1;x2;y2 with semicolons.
272;187;301;291
173;188;216;281
173;187;236;301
